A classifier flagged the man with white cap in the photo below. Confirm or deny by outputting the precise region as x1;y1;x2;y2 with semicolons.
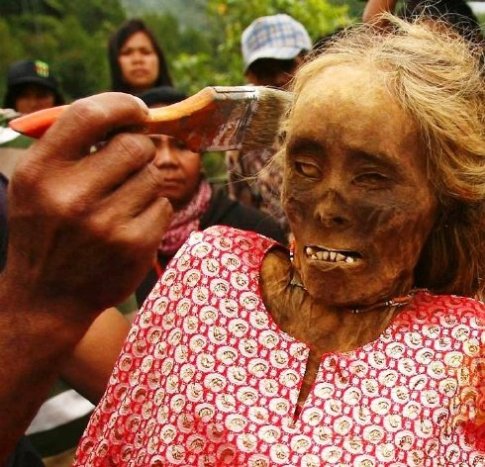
241;13;312;89
226;14;312;228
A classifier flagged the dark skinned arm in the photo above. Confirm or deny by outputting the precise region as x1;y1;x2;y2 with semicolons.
362;0;398;23
0;92;172;460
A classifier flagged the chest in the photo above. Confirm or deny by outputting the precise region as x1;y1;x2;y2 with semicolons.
113;292;479;466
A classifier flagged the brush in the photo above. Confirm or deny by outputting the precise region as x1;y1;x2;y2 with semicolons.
9;86;292;153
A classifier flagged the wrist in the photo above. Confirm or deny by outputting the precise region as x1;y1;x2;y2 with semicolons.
0;270;98;348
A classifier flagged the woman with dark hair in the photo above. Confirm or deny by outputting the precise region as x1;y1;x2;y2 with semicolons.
108;19;173;94
134;86;287;305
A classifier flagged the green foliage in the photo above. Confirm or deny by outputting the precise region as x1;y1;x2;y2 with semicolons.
0;19;25;83
0;0;352;100
2;0;483;182
331;0;365;18
0;0;124;101
121;0;210;30
210;0;350;77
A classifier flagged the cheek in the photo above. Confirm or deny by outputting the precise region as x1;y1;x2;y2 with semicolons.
42;95;55;107
118;56;130;75
148;56;159;75
182;156;202;189
359;196;437;265
15;98;29;112
273;71;292;90
282;173;314;224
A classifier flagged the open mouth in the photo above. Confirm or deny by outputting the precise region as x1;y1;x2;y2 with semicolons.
305;245;363;264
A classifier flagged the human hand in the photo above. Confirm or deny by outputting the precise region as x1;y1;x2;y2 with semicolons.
4;92;172;319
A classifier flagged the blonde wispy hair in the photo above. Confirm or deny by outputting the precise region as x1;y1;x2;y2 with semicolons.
278;14;485;298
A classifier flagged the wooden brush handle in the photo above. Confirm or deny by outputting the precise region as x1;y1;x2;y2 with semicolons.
9;88;219;140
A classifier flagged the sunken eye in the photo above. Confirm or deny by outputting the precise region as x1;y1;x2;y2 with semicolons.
353;172;391;187
294;160;321;179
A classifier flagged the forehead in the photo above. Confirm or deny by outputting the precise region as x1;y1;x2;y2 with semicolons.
17;83;53;95
288;64;420;164
123;31;153;48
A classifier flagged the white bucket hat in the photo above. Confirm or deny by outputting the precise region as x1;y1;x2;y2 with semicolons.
241;14;312;71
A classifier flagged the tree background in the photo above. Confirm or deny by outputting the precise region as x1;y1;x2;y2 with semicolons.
1;0;483;100
0;0;359;101
2;0;482;180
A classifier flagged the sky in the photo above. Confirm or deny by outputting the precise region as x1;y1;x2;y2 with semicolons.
469;1;485;14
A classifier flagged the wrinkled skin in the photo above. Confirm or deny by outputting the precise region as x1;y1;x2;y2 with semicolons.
0;93;173;458
262;64;437;409
284;65;437;308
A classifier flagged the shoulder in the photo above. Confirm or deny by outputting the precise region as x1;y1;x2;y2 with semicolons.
141;226;274;313
159;225;278;278
406;291;484;339
186;225;277;256
414;291;484;318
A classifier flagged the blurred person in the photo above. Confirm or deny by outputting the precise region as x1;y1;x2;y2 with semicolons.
0;92;172;465
108;18;173;94
226;14;312;229
135;86;287;305
3;60;64;115
242;14;312;89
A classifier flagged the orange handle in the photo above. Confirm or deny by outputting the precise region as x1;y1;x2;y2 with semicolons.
8;88;218;140
7;86;263;152
9;106;69;138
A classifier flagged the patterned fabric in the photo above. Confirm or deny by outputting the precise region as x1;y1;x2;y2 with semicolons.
76;226;485;466
159;180;212;256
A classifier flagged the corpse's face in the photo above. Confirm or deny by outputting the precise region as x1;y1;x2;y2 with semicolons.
118;31;159;92
283;65;437;307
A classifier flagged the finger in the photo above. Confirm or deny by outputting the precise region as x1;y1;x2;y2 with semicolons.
100;197;173;305
129;197;173;249
74;132;157;198
87;196;172;274
100;161;170;220
33;92;149;163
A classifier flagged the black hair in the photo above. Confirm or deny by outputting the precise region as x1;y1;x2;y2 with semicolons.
402;0;484;43
4;83;64;110
108;18;173;94
137;86;187;107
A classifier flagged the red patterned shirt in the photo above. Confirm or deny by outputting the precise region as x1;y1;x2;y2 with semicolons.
75;226;485;466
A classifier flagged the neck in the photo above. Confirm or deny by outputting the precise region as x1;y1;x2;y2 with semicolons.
290;258;416;315
261;248;415;353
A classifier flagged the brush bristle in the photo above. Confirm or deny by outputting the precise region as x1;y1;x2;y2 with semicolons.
239;87;292;153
